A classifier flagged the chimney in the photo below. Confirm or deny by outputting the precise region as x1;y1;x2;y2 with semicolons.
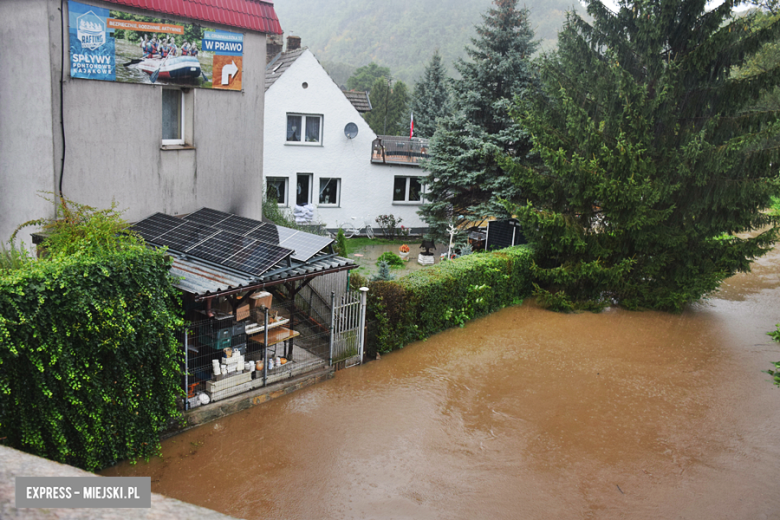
286;35;301;52
267;33;283;63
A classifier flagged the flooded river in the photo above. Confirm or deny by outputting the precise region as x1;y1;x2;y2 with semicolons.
103;247;780;519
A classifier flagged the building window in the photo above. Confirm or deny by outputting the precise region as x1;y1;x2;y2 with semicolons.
393;176;423;203
287;114;322;144
296;173;313;205
162;89;185;145
318;178;341;206
266;177;288;206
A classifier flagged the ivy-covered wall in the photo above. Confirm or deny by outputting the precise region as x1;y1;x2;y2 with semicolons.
0;248;183;471
362;246;534;354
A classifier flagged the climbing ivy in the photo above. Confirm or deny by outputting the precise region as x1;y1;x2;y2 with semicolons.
0;200;183;471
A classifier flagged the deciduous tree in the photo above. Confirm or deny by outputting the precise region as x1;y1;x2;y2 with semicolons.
347;62;392;91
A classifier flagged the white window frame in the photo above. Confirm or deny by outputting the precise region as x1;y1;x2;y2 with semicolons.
296;173;313;206
286;113;323;145
392;176;424;204
318;177;341;207
266;177;289;207
161;88;185;146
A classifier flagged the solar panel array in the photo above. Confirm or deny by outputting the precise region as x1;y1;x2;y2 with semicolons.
131;208;334;276
185;207;333;262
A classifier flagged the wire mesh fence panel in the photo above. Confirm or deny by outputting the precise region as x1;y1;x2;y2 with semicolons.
182;293;331;408
331;291;362;368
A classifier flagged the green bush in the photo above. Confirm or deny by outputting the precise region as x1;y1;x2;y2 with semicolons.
335;228;348;258
766;325;780;387
365;246;533;353
376;251;404;268
0;199;183;471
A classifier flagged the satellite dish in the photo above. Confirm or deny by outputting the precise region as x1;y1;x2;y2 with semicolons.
344;122;358;139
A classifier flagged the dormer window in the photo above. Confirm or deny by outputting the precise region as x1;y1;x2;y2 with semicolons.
286;114;322;145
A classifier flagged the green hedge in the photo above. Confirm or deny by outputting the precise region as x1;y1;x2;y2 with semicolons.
0;247;183;471
364;246;534;354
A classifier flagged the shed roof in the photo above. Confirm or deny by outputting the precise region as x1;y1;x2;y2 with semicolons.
341;90;372;113
99;0;282;34
169;251;356;300
131;208;356;299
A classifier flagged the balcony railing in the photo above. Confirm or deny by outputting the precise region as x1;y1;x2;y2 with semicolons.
371;136;430;166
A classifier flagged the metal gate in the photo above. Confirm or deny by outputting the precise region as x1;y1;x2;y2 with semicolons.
329;288;368;368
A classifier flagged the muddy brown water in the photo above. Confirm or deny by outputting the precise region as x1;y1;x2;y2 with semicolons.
103;247;780;519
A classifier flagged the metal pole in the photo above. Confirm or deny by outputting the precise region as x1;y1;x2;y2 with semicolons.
358;287;368;365
184;328;188;410
329;291;336;366
263;307;269;387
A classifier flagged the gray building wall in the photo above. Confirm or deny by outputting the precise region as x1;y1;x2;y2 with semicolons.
0;0;266;247
0;0;59;247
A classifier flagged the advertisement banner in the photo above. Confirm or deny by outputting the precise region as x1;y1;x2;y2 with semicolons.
67;0;243;90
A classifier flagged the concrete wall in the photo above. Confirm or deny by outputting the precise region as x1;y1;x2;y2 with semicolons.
263;50;427;231
0;0;267;247
0;0;59;247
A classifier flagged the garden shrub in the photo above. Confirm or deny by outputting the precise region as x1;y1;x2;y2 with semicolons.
0;199;183;471
365;246;533;352
376;251;404;268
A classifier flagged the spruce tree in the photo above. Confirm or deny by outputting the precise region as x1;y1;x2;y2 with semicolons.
410;50;451;139
506;0;780;311
419;0;538;241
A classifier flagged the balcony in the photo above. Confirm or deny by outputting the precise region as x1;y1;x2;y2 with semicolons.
371;136;430;166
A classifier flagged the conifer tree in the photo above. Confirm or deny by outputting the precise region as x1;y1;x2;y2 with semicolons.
410;50;451;139
419;0;538;241
505;0;780;311
365;78;411;135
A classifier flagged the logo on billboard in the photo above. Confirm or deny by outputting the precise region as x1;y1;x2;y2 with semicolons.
77;11;105;50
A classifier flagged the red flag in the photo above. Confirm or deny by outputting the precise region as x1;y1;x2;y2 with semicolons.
410;111;414;139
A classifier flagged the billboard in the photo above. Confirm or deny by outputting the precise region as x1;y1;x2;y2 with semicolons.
67;1;243;91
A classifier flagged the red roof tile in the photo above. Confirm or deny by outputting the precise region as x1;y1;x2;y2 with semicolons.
99;0;282;34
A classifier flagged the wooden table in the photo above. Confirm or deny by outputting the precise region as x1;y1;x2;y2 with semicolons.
248;327;300;359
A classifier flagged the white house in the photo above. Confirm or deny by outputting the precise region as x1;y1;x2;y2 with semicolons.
263;39;429;234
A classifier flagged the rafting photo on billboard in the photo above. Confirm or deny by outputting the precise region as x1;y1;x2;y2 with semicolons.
67;0;244;90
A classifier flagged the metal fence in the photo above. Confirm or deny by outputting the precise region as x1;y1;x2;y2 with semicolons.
182;279;367;410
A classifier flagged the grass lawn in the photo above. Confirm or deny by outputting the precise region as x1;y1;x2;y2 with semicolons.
344;237;445;279
345;237;411;256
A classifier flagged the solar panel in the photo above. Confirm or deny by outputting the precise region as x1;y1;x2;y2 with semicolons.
218;215;265;235
184;208;232;228
186;231;257;265
131;213;185;242
276;226;299;243
280;232;334;262
136;208;330;276
155;221;218;252
247;223;280;245
223;241;293;275
247;224;333;261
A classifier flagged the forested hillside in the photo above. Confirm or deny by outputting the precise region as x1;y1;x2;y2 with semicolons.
272;0;585;84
